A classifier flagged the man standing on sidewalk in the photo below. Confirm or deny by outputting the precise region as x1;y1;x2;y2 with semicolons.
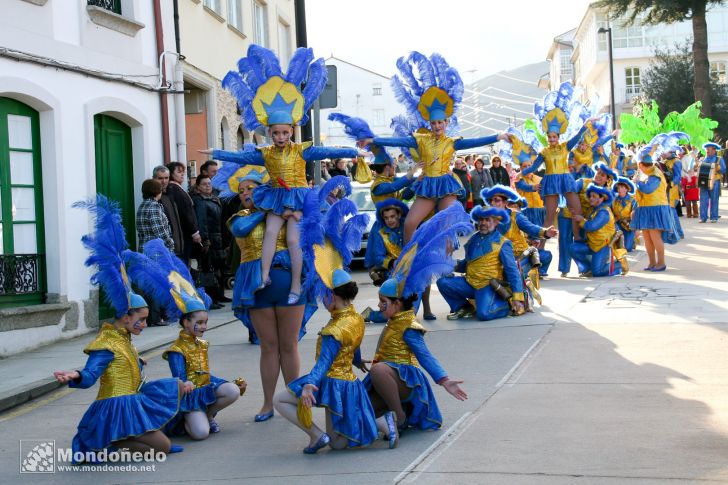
153;165;184;258
166;162;202;263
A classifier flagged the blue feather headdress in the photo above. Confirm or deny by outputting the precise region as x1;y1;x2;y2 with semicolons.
73;195;147;318
211;143;270;200
300;187;370;303
502;127;543;166
140;239;212;319
380;204;473;300
534;81;585;139
391;51;464;130
222;44;326;130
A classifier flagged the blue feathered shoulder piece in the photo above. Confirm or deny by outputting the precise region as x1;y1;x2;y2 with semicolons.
222;44;326;130
141;239;212;318
328;113;375;141
73;195;136;318
649;131;690;154
300;187;370;303
391;51;464;130
384;204;473;299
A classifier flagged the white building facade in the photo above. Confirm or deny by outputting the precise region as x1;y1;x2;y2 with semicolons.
552;4;728;120
0;0;180;356
318;57;402;147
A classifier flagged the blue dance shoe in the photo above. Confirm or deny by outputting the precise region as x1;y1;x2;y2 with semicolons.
254;410;274;422
303;433;330;454
169;444;184;453
384;411;399;449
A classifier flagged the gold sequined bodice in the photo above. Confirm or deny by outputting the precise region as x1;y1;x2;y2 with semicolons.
413;132;457;177
503;212;530;256
612;196;634;221
571;148;593;170
373;310;425;366
315;306;364;381
84;323;141;400
371;175;399;203
516;173;544;209
635;168;669;207
164;331;211;388
230;209;287;263
584;206;616;252
258;141;312;188
466;236;505;289
541;143;570;175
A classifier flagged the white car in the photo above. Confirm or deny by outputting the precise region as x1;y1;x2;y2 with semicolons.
349;182;377;263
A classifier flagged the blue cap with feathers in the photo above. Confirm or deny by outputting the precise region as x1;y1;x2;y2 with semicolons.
481;184;519;204
379;204;473;300
73;195;148;318
300;184;370;304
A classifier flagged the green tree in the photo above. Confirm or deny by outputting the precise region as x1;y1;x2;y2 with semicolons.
641;43;728;139
595;0;724;118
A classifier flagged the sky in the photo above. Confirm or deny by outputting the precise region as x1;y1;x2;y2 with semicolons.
306;0;594;82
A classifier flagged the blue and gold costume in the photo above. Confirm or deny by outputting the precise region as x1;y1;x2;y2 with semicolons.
374;52;499;200
163;332;227;433
68;196;180;457
662;154;685;238
631;148;680;244
288;305;378;447
364;310;448;429
374;204;472;429
515;171;545;227
612;177;638;252
570;184;625;276
569;146;596;180
287;185;376;448
699;143;726;222
215;44;360;215
438;206;525;320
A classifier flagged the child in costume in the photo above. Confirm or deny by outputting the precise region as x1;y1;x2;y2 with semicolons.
681;168;699;218
54;196;184;460
209;45;368;306
366;205;470;445
515;158;546;227
513;82;606;230
131;239;245;440
362;198;409;324
437;205;526;320
631;138;681;271
273;185;379;453
570;184;628;277
612;177;638;252
363;52;508;243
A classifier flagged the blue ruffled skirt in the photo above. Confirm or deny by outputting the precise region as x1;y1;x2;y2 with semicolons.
523;207;546;227
363;362;442;431
72;378;180;455
165;379;227;436
252;184;309;215
415;174;464;199
232;251;292;310
289;376;379;448
541;173;576;196
631;205;680;244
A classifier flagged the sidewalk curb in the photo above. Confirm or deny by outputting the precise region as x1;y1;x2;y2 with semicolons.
0;318;238;414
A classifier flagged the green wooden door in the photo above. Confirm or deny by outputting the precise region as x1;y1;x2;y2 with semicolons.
93;114;135;319
0;97;46;308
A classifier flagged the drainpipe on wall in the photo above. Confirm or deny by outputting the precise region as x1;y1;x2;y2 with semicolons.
174;59;186;165
153;0;171;165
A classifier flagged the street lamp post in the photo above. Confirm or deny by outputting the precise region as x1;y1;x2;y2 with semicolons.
598;26;616;131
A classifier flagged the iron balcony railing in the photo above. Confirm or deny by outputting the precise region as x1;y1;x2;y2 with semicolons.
0;253;45;297
87;0;121;15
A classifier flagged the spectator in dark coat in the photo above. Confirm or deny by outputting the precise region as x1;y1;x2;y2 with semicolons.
153;165;184;257
470;157;493;206
489;155;510;187
327;158;351;178
166;162;201;265
452;157;472;208
192;174;228;308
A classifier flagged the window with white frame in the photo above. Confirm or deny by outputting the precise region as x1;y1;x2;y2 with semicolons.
625;67;641;96
204;0;222;15
559;47;573;81
711;61;726;84
227;0;243;31
372;83;382;96
278;18;292;68
253;1;268;47
613;22;643;48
